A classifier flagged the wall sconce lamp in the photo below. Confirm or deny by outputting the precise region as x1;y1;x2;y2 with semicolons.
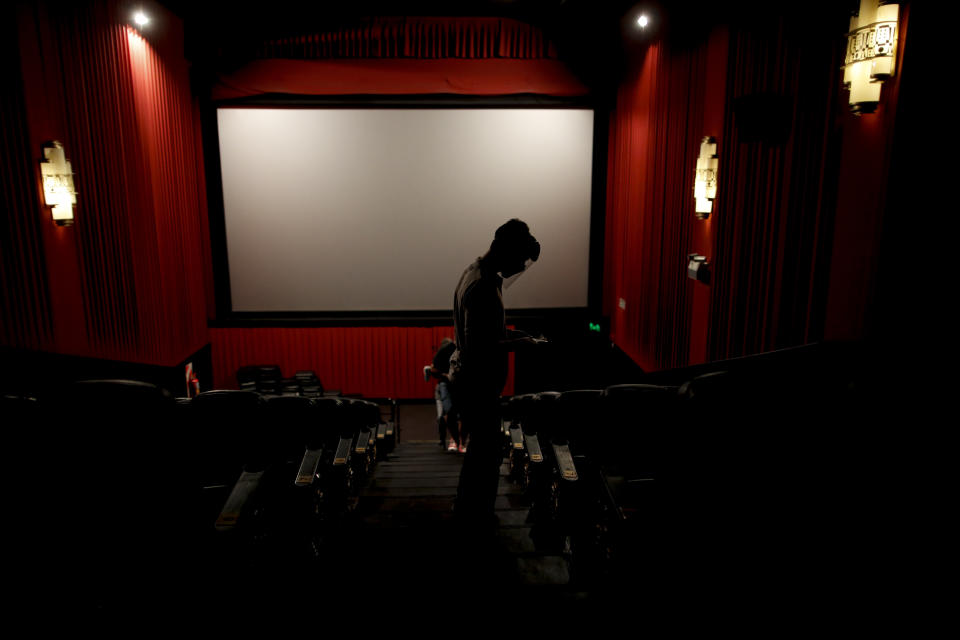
694;136;718;219
843;0;899;115
39;141;77;226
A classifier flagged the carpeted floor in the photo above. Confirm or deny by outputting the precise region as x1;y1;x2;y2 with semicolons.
396;401;445;443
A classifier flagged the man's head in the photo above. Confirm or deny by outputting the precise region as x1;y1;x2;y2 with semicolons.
488;219;540;278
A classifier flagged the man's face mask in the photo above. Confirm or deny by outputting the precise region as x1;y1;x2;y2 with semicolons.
499;258;535;290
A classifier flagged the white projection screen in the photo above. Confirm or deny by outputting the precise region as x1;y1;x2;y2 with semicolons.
217;108;594;312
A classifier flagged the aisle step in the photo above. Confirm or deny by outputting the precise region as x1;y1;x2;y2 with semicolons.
344;440;573;595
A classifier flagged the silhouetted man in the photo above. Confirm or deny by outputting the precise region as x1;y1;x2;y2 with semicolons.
450;219;541;532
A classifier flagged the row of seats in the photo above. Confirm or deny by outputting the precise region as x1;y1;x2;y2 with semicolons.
497;365;852;592
181;391;394;528
236;365;339;398
5;380;397;613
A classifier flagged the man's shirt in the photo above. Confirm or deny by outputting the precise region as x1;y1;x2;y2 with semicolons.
452;257;508;394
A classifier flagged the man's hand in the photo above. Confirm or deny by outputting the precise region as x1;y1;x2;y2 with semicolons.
505;335;548;349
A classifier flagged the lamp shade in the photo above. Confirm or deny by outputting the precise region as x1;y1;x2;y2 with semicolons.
694;136;718;219
843;1;899;114
40;141;77;225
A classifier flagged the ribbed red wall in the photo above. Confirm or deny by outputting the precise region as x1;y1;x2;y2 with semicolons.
706;13;847;361
211;16;585;100
211;327;515;399
256;17;558;59
5;0;209;366
603;32;727;372
1;15;53;351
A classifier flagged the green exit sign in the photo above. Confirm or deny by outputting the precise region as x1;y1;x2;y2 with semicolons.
588;322;602;333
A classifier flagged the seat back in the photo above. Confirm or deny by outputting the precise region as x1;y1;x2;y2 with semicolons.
55;380;179;606
556;389;604;452
263;395;317;463
526;391;561;439
191;390;265;479
602;383;679;477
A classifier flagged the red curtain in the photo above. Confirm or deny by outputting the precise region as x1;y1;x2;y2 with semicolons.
1;16;53;351
211;327;515;399
212;16;585;99
707;14;850;361
256;17;558;60
6;0;210;366
824;8;909;343
604;6;896;370
603;37;723;372
211;59;588;100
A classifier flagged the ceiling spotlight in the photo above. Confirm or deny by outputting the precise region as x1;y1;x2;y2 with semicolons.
133;11;149;27
637;15;649;28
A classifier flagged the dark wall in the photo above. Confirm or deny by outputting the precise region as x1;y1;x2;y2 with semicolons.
1;344;212;398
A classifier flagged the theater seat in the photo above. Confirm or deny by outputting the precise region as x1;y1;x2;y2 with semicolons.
245;396;324;547
236;366;260;388
52;379;182;612
190;390;265;487
602;383;678;479
341;398;378;480
315;397;357;511
296;370;325;398
553;389;614;584
521;392;561;547
503;393;537;486
235;364;283;396
674;369;827;605
300;383;323;398
556;389;604;461
281;378;301;396
187;391;271;542
263;395;317;468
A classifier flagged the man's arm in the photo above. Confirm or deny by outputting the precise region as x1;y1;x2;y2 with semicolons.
463;285;541;353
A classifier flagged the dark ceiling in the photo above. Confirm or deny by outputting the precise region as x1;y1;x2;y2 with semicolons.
160;1;665;88
158;0;858;95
